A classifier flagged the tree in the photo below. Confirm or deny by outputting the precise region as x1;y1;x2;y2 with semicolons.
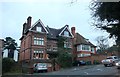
56;36;72;68
90;2;120;46
96;36;109;52
3;37;17;58
57;50;72;68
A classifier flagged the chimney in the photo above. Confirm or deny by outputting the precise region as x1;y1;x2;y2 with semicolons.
71;27;75;37
27;16;32;29
22;22;27;35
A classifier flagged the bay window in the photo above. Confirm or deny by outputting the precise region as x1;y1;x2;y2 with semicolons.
81;45;90;51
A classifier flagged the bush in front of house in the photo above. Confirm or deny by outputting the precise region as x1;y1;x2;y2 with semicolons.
93;60;101;65
2;58;15;74
72;60;79;66
2;58;22;74
85;61;92;65
57;51;72;68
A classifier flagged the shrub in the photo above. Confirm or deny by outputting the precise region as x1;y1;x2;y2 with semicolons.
2;58;15;74
93;60;100;65
57;51;72;68
86;61;92;65
72;60;79;66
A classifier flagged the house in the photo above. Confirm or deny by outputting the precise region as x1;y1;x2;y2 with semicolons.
19;16;74;71
71;27;96;61
19;16;96;72
1;39;19;62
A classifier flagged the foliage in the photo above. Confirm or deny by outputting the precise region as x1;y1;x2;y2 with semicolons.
57;51;72;68
90;2;120;46
2;58;15;74
3;37;18;58
57;36;66;48
93;60;100;65
56;36;73;68
4;37;17;50
106;45;118;52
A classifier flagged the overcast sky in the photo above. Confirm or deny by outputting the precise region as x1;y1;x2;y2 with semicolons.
0;0;115;47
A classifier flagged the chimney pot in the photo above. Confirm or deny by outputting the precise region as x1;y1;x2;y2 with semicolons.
71;27;75;37
27;16;32;29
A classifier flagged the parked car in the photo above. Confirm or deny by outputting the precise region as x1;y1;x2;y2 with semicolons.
33;63;47;73
101;56;118;67
115;60;120;69
78;60;86;66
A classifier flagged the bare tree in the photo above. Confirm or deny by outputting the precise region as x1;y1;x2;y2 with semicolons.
96;36;109;52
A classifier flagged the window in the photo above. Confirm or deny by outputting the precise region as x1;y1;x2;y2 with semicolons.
64;31;69;37
53;47;58;51
33;50;44;59
81;45;90;51
47;45;51;51
91;47;94;53
36;27;42;32
64;41;72;48
77;45;81;51
34;37;44;45
77;53;91;57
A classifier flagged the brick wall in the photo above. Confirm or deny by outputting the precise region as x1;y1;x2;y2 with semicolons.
19;32;32;61
77;54;108;64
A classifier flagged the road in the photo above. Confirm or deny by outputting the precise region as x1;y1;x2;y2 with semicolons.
34;64;120;75
2;64;120;77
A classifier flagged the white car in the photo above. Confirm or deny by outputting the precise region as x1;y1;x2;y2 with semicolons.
101;56;118;67
115;61;120;69
33;63;47;73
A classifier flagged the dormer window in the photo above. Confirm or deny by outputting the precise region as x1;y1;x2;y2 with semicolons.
37;27;42;32
64;31;69;37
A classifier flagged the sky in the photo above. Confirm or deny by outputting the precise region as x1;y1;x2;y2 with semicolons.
0;0;116;47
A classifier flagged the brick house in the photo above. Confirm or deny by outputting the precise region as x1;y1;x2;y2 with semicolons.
71;27;96;61
19;16;96;72
19;16;74;71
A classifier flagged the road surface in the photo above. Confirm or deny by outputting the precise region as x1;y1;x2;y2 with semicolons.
34;64;120;75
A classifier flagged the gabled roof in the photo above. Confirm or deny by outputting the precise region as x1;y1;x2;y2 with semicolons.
76;33;96;47
59;25;74;38
46;26;61;39
29;19;48;33
46;26;65;39
46;25;73;39
21;17;74;40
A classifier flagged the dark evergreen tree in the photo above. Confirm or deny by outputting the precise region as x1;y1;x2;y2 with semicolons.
4;37;17;58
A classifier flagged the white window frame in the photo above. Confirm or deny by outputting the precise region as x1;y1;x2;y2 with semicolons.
81;45;91;51
36;27;42;32
77;45;81;51
34;37;44;45
91;47;95;53
64;31;69;37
